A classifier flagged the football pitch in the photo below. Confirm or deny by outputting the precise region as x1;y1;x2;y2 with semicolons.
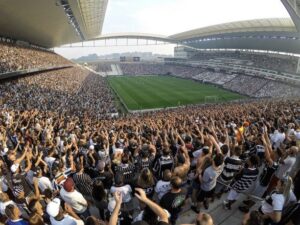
107;75;245;110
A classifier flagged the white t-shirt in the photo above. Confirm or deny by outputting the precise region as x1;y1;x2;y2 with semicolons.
275;156;296;179
113;147;123;155
110;185;132;203
270;131;285;149
38;176;54;192
0;176;8;192
191;148;203;166
192;149;203;158
155;180;171;200
59;189;87;214
295;130;300;139
261;193;285;214
50;215;84;225
44;156;56;168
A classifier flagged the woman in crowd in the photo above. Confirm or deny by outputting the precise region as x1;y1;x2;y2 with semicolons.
92;180;108;220
136;168;156;198
259;177;293;224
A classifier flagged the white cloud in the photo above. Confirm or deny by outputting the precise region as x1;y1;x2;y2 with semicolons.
128;0;290;35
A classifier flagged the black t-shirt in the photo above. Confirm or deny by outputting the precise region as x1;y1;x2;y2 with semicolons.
157;222;170;225
280;202;300;225
160;190;186;221
290;204;300;225
134;155;154;171
115;163;136;184
259;162;279;187
94;171;113;189
132;221;170;225
134;182;155;199
153;155;174;179
294;170;300;200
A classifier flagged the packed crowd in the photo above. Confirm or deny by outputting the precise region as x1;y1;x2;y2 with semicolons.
119;63;168;75
0;42;72;73
190;51;298;74
118;63;204;77
0;73;299;225
192;72;236;85
254;81;300;98
95;64;115;73
0;67;117;119
222;75;269;97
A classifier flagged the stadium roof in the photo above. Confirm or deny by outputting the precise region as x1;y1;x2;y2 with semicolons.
169;18;297;40
89;18;300;54
1;0;300;54
0;0;108;48
91;32;174;42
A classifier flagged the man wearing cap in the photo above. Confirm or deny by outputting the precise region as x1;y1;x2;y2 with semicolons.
59;177;90;219
46;198;84;225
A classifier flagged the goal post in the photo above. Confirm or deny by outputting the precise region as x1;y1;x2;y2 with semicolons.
204;96;219;103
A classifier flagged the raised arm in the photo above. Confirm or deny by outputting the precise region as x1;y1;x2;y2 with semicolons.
209;135;222;155
14;146;27;165
262;128;274;165
109;192;122;225
180;146;190;167
135;188;169;223
24;154;32;172
175;131;185;146
224;128;230;148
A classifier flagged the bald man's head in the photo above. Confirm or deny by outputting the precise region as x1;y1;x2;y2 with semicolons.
196;213;214;225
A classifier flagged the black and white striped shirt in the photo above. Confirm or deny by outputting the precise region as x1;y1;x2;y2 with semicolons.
232;167;259;192
73;172;93;197
219;156;242;183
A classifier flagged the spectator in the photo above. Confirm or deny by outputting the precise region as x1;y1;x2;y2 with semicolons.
136;168;156;198
5;204;28;225
59;178;90;219
160;176;186;224
193;153;224;212
155;169;172;200
223;155;260;210
46;198;84;225
91;180;108;220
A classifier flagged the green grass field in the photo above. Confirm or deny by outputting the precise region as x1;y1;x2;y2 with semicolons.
107;75;245;110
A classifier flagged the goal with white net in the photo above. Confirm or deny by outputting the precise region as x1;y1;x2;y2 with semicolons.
204;96;219;103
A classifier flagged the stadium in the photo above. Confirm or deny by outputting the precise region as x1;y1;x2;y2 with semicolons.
0;1;299;225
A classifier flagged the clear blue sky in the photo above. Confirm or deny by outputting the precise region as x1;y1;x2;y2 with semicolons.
55;0;290;59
